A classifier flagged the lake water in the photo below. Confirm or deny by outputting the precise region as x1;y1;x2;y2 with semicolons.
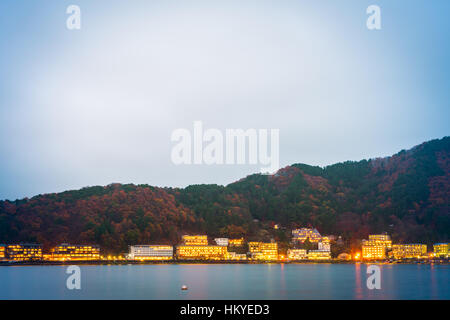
0;264;448;299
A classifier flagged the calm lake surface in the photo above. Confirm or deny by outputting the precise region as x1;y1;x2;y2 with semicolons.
0;264;448;300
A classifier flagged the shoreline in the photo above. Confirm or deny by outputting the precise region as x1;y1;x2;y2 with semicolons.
0;259;448;266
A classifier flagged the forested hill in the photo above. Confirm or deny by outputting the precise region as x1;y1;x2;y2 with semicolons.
0;137;448;253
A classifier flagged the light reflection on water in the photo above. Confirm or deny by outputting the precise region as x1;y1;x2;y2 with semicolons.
0;264;448;300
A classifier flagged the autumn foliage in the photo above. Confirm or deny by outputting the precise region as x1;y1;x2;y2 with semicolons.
0;137;448;253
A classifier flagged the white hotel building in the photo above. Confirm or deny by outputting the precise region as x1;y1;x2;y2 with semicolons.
214;238;229;246
128;245;173;260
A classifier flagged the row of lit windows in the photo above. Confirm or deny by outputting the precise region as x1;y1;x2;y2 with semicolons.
47;245;100;260
1;244;103;261
292;228;322;243
287;249;307;260
5;245;43;261
133;256;172;261
307;250;331;260
433;243;449;257
177;245;228;260
227;252;247;260
361;235;393;260
368;234;391;242
287;249;332;260
362;245;386;259
180;236;247;247
363;239;392;249
128;245;173;260
248;242;278;261
52;248;99;252
229;238;245;246
392;244;427;259
182;235;209;246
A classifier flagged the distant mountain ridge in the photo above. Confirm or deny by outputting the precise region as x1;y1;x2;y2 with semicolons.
0;137;448;252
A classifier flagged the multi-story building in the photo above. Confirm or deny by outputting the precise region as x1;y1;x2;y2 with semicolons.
248;242;278;261
292;228;322;243
433;243;449;258
6;244;42;261
214;238;229;246
287;249;307;260
0;244;5;260
227;252;247;260
361;234;392;260
44;244;100;261
318;236;331;251
392;244;427;259
229;238;245;247
176;245;228;260
182;235;208;246
362;244;386;260
128;245;173;261
368;234;392;249
307;250;331;260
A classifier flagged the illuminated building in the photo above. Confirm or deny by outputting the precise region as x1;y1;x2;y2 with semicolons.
102;255;125;261
6;244;42;261
0;245;5;260
128;245;173;261
229;238;245;247
433;243;449;258
362;244;386;260
248;242;278;261
361;234;392;260
182;235;208;246
214;238;229;246
318;237;331;251
307;250;331;260
292;228;322;243
392;244;427;259
227;252;247;260
177;245;228;260
287;249;307;260
45;244;100;261
368;234;392;249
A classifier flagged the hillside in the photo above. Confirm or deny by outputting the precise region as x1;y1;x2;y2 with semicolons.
0;137;448;253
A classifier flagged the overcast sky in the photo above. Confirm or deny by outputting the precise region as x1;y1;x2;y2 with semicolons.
0;0;449;200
